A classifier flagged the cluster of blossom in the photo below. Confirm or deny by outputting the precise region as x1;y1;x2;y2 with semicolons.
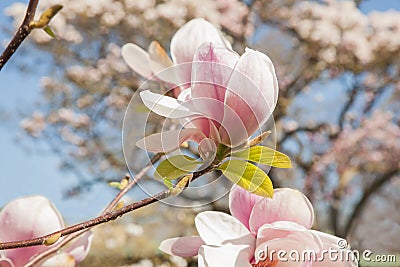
5;0;250;44
314;111;400;177
20;112;46;138
66;43;129;85
48;108;91;129
160;186;357;266
278;0;400;69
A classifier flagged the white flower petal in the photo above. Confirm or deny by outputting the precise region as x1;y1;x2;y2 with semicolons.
64;231;93;264
195;211;253;246
121;43;154;78
198;244;252;267
39;252;75;267
140;90;196;118
170;18;231;65
311;231;358;267
136;128;206;153
159;236;204;257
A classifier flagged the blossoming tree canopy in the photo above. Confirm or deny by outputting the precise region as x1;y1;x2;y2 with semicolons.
160;186;358;267
0;196;92;267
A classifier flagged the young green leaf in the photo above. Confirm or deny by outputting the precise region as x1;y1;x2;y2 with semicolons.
163;178;174;190
155;155;201;180
217;160;273;198
231;146;292;168
43;26;57;38
108;181;121;188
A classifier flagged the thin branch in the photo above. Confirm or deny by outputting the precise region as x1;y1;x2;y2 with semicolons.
0;190;170;251
279;123;330;145
343;169;399;237
0;158;214;252
0;0;39;71
23;153;163;266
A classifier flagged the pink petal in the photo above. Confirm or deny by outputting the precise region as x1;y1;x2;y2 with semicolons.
136;128;206;153
170;18;231;86
39;252;75;267
170;18;231;65
195;211;254;247
255;238;312;267
311;231;358;267
249;188;314;234
0;196;64;266
224;48;279;139
189;43;239;134
64;231;93;264
191;42;239;103
183;97;249;146
256;221;322;252
229;185;263;230
218;101;252;147
198;244;252;267
0;259;14;267
159;236;204;257
121;43;154;79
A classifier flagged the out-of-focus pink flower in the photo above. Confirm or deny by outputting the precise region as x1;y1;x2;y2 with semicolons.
0;196;92;267
136;42;278;154
159;187;357;267
121;18;231;90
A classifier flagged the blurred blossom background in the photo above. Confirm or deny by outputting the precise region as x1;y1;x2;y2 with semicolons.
1;0;400;266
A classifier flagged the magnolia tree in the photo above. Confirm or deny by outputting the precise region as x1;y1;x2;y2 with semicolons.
1;0;400;266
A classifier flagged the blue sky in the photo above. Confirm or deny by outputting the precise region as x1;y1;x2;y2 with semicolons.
0;0;400;223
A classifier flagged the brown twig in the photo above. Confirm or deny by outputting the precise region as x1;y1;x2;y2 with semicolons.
0;0;39;71
0;155;214;253
343;168;399;238
23;153;163;266
0;190;171;251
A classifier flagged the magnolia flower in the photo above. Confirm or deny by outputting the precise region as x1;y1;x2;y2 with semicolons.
121;18;231;91
136;42;278;155
159;186;358;267
0;196;92;267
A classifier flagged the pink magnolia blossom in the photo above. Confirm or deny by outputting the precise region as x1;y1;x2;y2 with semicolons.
136;42;278;155
121;18;231;90
0;196;92;267
159;187;357;267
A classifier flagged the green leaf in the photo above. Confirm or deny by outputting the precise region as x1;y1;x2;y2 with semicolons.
231;146;292;168
217;160;273;198
163;178;174;190
108;181;121;188
155;155;201;180
43;26;57;38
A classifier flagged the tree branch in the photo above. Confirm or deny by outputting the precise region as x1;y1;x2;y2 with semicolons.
0;156;214;252
0;0;39;71
343;169;400;237
23;153;163;266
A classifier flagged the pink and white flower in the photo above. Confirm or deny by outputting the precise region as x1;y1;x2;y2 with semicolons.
136;42;278;155
121;18;231;92
159;186;358;267
0;196;92;267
